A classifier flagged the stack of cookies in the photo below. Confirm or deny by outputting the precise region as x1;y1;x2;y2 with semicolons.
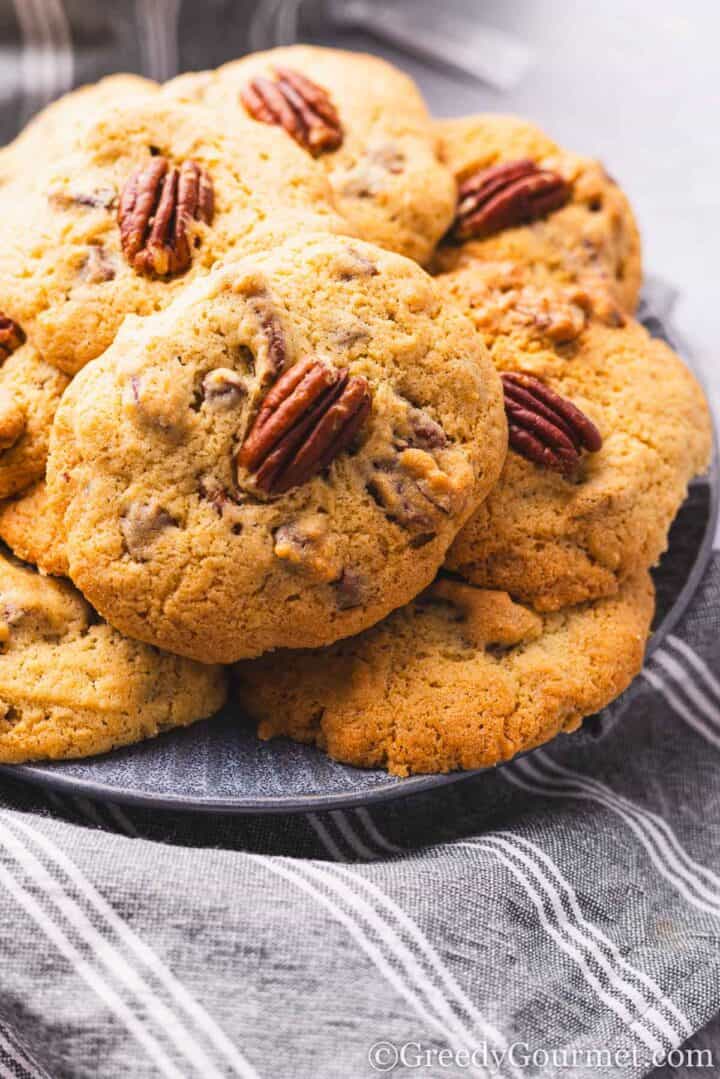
0;47;710;775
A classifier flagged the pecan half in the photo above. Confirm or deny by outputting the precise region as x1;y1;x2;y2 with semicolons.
0;315;25;363
237;357;371;494
240;67;343;156
452;159;570;242
502;372;602;476
118;157;214;277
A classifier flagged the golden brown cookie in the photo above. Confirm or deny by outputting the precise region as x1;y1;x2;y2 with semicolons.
0;551;226;764
0;481;68;576
0;343;69;499
46;234;506;663
235;570;654;776
438;260;711;609
434;115;642;321
0;95;346;376
163;45;456;264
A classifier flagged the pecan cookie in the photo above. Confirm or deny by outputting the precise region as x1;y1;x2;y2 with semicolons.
162;45;456;265
438;260;711;610
0;481;68;577
235;570;654;775
0;342;69;499
45;234;506;663
0;551;226;764
433;115;642;322
0;96;346;376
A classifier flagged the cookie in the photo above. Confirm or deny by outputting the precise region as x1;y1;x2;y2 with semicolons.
45;233;506;664
0;95;346;375
433;115;642;321
0;481;68;577
235;570;654;776
0;551;226;764
0;343;69;499
162;45;456;265
438;260;712;610
0;74;158;175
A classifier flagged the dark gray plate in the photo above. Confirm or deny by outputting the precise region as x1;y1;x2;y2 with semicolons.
0;308;716;814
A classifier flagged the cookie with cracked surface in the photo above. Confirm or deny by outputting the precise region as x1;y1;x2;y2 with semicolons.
438;260;711;610
0;343;69;499
235;570;654;776
46;233;507;663
433;115;642;322
0;96;346;376
162;45;456;265
0;481;68;577
0;551;226;764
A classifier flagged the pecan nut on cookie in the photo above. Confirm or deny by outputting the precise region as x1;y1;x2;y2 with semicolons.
45;235;507;664
235;570;654;776
433;115;642;324
0;552;226;764
0;97;346;376
437;261;711;610
162;45;457;265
